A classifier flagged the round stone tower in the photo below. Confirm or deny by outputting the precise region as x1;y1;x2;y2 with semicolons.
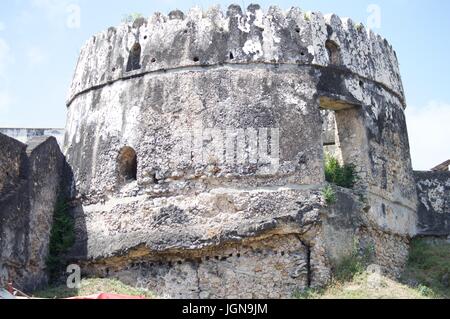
64;5;418;298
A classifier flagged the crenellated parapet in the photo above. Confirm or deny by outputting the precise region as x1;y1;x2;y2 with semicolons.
67;4;404;105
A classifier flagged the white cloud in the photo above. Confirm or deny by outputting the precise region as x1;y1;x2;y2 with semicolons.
26;46;46;66
406;101;450;170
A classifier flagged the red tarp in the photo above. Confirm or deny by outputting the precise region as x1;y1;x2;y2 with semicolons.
67;293;146;299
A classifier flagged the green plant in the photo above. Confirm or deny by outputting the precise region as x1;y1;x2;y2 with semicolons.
292;288;322;299
322;185;336;205
356;23;364;32
416;284;435;297
122;13;144;24
304;13;310;21
324;154;358;189
333;239;373;282
401;238;450;298
46;197;75;282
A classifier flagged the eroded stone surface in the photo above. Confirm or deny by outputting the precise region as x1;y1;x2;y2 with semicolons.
415;171;450;236
67;5;404;105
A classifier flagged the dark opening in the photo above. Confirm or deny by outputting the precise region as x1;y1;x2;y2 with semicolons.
229;52;234;60
325;40;341;65
193;56;199;62
118;146;137;182
126;42;142;72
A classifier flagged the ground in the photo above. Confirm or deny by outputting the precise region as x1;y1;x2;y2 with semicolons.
33;238;449;299
33;278;155;299
296;238;449;299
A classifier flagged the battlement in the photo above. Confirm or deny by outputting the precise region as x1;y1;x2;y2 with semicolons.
67;4;404;105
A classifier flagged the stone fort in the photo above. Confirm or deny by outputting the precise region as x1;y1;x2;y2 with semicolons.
0;4;449;298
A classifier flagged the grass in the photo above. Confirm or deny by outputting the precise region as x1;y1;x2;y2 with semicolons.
295;238;450;299
322;185;336;205
324;154;357;189
33;278;156;299
333;243;374;282
400;238;450;298
294;272;427;299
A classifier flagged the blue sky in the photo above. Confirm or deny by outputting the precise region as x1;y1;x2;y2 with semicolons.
0;0;449;169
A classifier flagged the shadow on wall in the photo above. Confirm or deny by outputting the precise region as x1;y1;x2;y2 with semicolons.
0;133;75;292
63;171;88;284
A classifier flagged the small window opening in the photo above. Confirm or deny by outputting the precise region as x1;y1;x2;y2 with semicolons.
193;56;200;63
126;42;142;72
325;40;341;65
229;52;234;60
321;109;342;164
118;146;137;182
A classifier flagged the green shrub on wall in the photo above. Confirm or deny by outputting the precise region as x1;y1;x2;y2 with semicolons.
324;154;358;189
322;185;336;205
46;197;75;282
122;13;144;23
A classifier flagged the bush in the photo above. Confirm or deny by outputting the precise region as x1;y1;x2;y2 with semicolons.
333;240;374;282
324;154;357;189
122;13;144;23
322;185;336;205
401;238;450;298
46;197;75;282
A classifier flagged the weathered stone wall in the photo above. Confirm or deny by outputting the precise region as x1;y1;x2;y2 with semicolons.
0;133;65;291
63;5;418;298
0;134;29;289
414;171;450;236
83;235;310;299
